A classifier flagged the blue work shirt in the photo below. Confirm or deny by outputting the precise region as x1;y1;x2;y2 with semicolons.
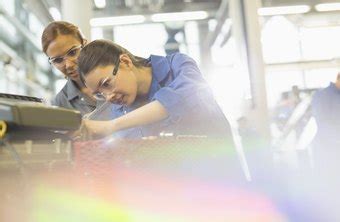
52;79;113;120
312;82;340;149
111;53;233;139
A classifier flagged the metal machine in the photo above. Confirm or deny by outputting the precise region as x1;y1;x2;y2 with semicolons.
0;93;81;170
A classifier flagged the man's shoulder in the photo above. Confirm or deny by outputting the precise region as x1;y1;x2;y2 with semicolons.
316;85;333;96
313;89;326;101
312;85;334;106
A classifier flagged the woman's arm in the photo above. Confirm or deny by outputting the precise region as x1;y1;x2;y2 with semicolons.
82;53;211;137
83;100;168;137
113;100;168;131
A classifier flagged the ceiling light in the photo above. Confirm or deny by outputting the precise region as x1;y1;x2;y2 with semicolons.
151;11;209;22
315;3;340;12
258;5;311;16
90;15;146;27
94;0;106;9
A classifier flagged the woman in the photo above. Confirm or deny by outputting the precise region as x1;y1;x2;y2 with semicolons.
78;39;233;139
41;21;111;119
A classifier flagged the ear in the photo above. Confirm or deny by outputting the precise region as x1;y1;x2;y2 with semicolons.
119;54;133;68
83;39;88;46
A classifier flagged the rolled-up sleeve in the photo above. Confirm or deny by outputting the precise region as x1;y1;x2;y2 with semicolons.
152;53;210;123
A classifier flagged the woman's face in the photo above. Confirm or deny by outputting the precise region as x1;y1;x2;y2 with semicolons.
46;34;83;81
85;62;138;106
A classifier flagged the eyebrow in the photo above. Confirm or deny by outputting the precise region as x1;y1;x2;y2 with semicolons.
96;77;110;90
50;45;79;60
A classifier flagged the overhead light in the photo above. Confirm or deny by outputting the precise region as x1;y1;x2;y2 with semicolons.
94;0;106;9
258;5;311;16
315;3;340;12
90;15;146;27
151;11;209;22
49;7;61;21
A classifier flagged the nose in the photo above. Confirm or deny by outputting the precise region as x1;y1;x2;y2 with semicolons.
65;59;75;70
105;92;117;103
105;92;113;101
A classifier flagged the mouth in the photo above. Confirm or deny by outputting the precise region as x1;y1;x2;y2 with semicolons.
120;96;132;106
122;95;128;105
68;72;78;78
120;95;130;105
118;95;125;104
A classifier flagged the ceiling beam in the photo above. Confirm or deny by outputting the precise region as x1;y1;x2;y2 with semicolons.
206;0;229;46
23;0;54;25
93;1;221;17
266;58;340;72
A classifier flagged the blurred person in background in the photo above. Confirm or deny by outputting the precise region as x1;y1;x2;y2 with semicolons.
311;73;340;169
237;116;259;148
77;39;233;139
273;92;296;132
291;85;301;106
41;21;111;119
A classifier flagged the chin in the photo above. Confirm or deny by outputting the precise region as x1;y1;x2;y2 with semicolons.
71;75;80;80
126;99;133;106
125;96;135;106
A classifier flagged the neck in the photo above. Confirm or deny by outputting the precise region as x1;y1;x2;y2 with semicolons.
135;66;152;98
73;78;86;89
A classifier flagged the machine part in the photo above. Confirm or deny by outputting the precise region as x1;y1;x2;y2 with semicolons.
0;120;7;139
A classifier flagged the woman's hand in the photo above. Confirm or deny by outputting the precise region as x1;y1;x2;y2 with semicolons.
81;119;116;138
78;101;168;140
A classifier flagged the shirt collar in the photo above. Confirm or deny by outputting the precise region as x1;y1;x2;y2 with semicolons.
65;79;81;101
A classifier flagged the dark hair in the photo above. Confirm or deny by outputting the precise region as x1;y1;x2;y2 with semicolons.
78;39;149;83
41;21;85;54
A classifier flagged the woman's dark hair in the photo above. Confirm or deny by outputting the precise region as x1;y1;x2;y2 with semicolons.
41;21;85;54
78;39;149;84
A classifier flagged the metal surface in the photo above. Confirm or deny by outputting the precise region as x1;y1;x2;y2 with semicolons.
0;98;81;131
0;139;72;170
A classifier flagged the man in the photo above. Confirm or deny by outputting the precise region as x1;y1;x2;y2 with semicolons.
311;73;340;168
